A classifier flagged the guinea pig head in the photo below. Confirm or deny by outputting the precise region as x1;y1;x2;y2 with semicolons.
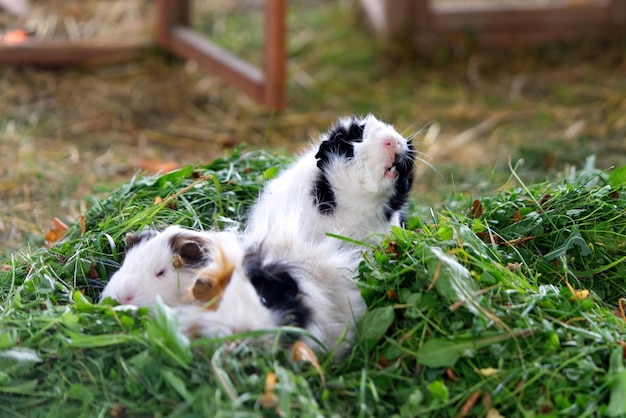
99;225;211;307
313;114;415;222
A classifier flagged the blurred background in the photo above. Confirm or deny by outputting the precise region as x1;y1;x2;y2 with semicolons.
1;0;625;251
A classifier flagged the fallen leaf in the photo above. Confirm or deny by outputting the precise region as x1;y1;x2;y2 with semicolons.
139;159;179;174
502;236;537;247
486;408;505;418
1;28;28;44
265;371;276;392
79;214;86;235
470;199;483;218
45;217;69;246
477;231;499;245
539;193;552;206
378;354;388;369
259;392;279;410
564;280;589;301
474;367;501;377
618;299;626;321
292;341;325;386
110;404;126;418
571;289;590;301
386;289;399;301
542;152;555;171
260;372;279;410
506;262;522;272
456;389;481;418
154;196;163;205
88;264;99;279
445;367;458;383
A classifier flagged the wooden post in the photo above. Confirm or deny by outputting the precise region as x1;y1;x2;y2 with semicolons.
155;0;286;109
263;0;287;109
155;0;189;48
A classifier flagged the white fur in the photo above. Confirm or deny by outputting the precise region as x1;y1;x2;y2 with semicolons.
177;236;364;355
244;114;409;247
100;226;238;308
213;114;410;353
177;238;278;339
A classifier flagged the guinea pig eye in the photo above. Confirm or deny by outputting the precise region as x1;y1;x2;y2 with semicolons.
155;268;166;278
260;296;267;306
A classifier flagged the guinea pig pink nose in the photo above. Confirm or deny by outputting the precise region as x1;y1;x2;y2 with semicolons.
383;137;401;152
121;294;135;304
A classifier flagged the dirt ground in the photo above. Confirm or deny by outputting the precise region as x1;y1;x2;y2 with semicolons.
1;0;626;252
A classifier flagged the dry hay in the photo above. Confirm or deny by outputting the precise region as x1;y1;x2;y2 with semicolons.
1;0;626;252
0;0;153;41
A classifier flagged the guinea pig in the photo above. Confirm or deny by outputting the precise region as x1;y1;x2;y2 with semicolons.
244;114;415;248
178;236;364;356
99;225;239;308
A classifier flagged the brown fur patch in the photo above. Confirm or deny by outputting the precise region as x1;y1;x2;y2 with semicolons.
124;229;158;251
191;243;236;310
169;233;210;269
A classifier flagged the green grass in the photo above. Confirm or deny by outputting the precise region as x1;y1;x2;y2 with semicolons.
2;149;626;417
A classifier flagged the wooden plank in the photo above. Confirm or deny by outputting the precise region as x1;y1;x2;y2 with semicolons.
170;27;264;101
408;0;626;48
434;3;614;33
0;40;149;66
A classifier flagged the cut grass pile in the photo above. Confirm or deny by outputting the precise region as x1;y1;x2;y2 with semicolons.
1;149;626;417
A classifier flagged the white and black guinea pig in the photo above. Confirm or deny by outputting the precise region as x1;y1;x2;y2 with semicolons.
244;114;415;247
99;225;238;308
178;237;364;356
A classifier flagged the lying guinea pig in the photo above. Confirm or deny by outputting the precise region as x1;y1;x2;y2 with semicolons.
99;225;239;308
244;114;415;248
100;223;363;355
178;235;365;356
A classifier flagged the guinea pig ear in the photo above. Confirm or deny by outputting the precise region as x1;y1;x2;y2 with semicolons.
124;232;138;248
169;234;210;269
124;229;158;251
191;244;236;310
314;116;365;167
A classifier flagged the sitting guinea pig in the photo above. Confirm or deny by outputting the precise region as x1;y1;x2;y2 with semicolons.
244;114;415;248
179;115;415;354
99;225;239;308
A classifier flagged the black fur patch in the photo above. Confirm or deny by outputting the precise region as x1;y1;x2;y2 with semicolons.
312;175;336;214
124;229;158;251
383;142;416;221
169;233;210;269
244;251;311;330
312;117;366;214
